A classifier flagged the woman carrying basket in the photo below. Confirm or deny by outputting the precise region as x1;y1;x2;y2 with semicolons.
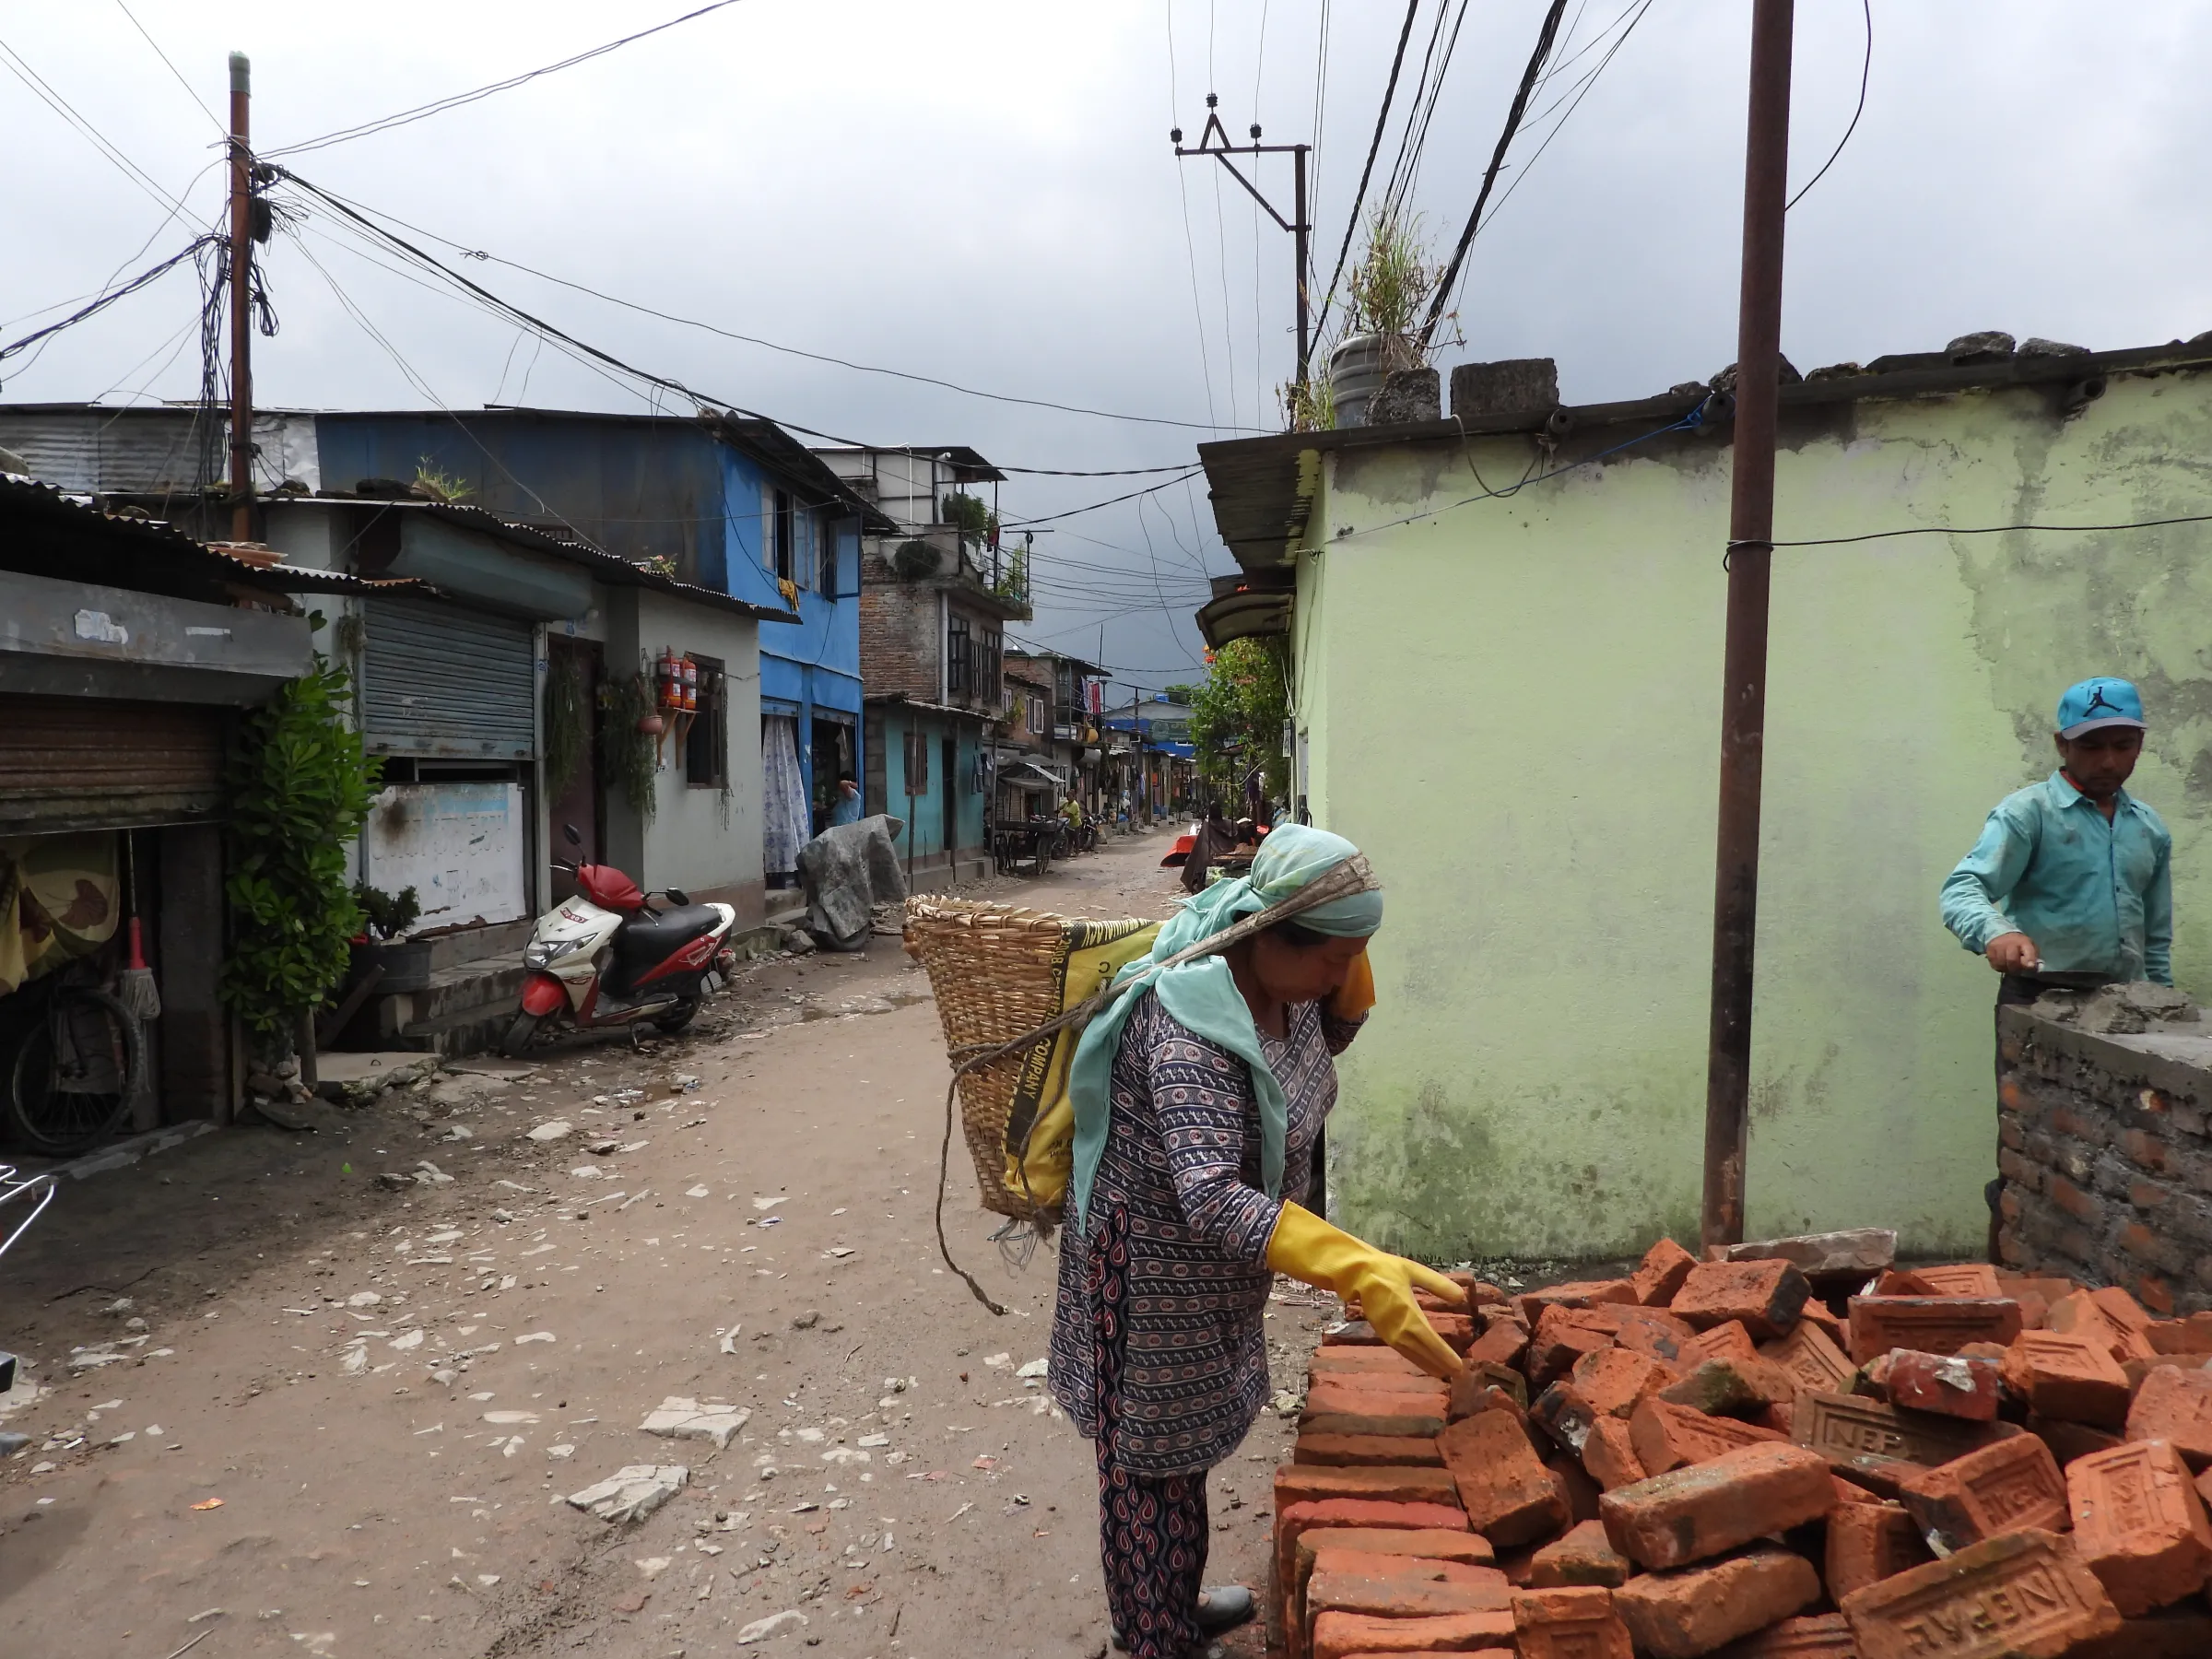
1048;825;1466;1659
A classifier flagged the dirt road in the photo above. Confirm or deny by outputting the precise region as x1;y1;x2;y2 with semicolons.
0;830;1325;1658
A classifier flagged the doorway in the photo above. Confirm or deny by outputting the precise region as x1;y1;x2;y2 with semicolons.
546;637;602;902
940;736;957;855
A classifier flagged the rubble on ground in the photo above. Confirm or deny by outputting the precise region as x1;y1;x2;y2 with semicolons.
1265;1231;2212;1658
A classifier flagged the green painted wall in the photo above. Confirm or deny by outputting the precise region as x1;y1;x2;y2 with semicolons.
1297;368;2212;1261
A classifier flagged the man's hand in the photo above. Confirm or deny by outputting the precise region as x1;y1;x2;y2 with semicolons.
1986;932;2040;973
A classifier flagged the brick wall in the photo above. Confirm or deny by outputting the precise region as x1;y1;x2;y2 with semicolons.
857;555;939;700
1996;1000;2212;1315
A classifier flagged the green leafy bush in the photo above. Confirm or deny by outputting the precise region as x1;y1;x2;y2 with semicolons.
221;660;382;1037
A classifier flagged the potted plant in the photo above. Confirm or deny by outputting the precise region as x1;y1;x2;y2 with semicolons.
1329;207;1446;429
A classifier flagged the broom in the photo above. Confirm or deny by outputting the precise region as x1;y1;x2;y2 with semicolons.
116;836;160;1022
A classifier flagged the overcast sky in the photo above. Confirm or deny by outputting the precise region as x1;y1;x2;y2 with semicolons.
6;2;2210;694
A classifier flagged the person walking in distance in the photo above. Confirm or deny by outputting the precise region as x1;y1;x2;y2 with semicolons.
1940;677;2173;1263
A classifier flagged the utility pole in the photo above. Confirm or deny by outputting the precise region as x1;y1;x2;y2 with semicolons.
226;51;255;543
1171;95;1313;387
1701;0;1795;1250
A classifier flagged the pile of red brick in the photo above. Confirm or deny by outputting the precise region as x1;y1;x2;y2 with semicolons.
1266;1229;2212;1657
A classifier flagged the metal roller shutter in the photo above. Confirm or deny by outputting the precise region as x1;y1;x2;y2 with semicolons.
0;694;228;834
362;597;535;759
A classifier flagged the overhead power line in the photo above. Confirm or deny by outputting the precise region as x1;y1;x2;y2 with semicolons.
1312;0;1421;346
113;0;224;135
276;173;1257;437
0;236;214;374
264;0;749;159
1418;0;1571;349
0;36;193;218
1786;0;1872;211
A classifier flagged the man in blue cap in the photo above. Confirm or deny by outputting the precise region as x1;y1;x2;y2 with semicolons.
1940;677;2173;1260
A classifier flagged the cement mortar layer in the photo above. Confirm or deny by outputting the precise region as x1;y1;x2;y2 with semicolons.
1997;994;2212;1315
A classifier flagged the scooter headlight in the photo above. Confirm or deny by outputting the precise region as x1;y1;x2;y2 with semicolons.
525;937;582;969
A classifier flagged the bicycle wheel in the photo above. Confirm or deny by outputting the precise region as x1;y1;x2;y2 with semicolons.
5;987;142;1156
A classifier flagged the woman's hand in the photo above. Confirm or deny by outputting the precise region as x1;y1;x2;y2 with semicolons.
1265;1204;1466;1380
1328;948;1376;1021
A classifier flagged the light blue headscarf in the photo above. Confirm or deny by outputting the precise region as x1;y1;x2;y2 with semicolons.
1067;823;1382;1232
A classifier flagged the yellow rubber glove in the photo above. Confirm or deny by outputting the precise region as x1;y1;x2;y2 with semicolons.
1265;1203;1465;1380
1329;947;1376;1022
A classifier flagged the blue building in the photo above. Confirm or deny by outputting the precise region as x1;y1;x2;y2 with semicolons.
313;408;895;883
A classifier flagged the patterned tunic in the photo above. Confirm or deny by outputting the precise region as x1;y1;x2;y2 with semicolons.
1050;990;1359;1475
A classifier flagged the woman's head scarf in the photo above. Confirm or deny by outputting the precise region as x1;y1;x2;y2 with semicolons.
1067;823;1382;1231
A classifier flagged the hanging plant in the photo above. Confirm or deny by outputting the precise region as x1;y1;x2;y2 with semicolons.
544;651;592;797
601;672;658;819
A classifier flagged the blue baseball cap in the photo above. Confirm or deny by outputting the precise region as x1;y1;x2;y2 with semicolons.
2056;677;2147;738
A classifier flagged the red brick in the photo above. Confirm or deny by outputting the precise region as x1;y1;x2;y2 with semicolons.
1275;1465;1462;1512
1914;1263;2004;1298
1304;1550;1511;1652
1710;1613;1857;1656
1583;1416;1648;1492
2030;1414;2124;1469
1276;1499;1474;1659
1289;1530;1497;1659
2002;1330;2133;1428
1759;1321;1855;1397
1309;1606;1515;1658
2147;1313;2212;1355
1672;1260;1813;1340
1525;1518;1630;1589
1571;1346;1677;1418
1826;1500;1936;1599
1874;1266;1941;1297
1301;1376;1448;1439
2067;1437;2212;1615
2126;1365;2212;1471
1848;1297;2024;1365
1451;1271;1507;1305
2121;1126;2171;1172
1526;1309;1623;1387
1612;1545;1822;1659
1312;1345;1432;1376
1999;1273;2080;1312
1799;1300;1852;1348
1838;1527;2123;1659
1885;1348;2003;1421
1430;1312;1474;1353
2134;1273;2178;1318
1598;1441;1833;1570
1897;1432;2069;1553
1547;1453;1601;1524
1792;1391;2017;1496
1463;1320;1529;1371
1512;1583;1633;1659
1438;1404;1571;1547
1296;1434;1446;1468
1514;1278;1638;1327
1630;1396;1787;1476
1684;1319;1762;1366
1656;1355;1797;1419
1633;1237;1700;1307
2049;1288;2158;1365
1448;1361;1528;1421
1304;1366;1446;1396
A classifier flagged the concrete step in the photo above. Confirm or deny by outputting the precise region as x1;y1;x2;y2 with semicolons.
369;961;530;1041
392;1001;521;1059
353;918;535;993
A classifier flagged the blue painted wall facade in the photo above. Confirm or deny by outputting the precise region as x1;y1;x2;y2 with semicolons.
865;705;991;864
315;409;865;830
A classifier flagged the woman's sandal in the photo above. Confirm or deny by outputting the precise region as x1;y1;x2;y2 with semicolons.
1111;1585;1257;1652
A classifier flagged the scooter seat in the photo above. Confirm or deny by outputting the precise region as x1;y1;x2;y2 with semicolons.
611;904;721;965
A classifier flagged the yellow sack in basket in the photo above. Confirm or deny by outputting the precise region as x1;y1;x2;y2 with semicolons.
1001;917;1160;1213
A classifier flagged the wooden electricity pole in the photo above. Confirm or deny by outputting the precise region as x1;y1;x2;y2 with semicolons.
1171;95;1313;388
1701;0;1796;1250
227;50;255;542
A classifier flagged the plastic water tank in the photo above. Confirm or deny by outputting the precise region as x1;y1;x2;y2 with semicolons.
1329;334;1392;428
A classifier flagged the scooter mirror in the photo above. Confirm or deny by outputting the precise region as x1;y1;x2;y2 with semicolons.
563;823;583;847
664;888;690;906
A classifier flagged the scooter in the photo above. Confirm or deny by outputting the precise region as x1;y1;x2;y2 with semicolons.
501;824;738;1056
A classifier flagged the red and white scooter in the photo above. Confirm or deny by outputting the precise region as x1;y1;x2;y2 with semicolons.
501;824;738;1055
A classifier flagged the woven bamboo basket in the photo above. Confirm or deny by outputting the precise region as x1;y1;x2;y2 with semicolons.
903;895;1143;1223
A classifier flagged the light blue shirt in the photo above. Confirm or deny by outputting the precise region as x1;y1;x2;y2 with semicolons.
1939;771;2172;985
828;789;864;827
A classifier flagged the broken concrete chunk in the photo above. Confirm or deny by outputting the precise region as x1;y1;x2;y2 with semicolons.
565;1464;688;1524
525;1121;573;1142
1946;330;2017;363
639;1397;751;1450
1722;1229;1897;1278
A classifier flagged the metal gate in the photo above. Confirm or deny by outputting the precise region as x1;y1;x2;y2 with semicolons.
0;695;227;835
362;596;535;759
